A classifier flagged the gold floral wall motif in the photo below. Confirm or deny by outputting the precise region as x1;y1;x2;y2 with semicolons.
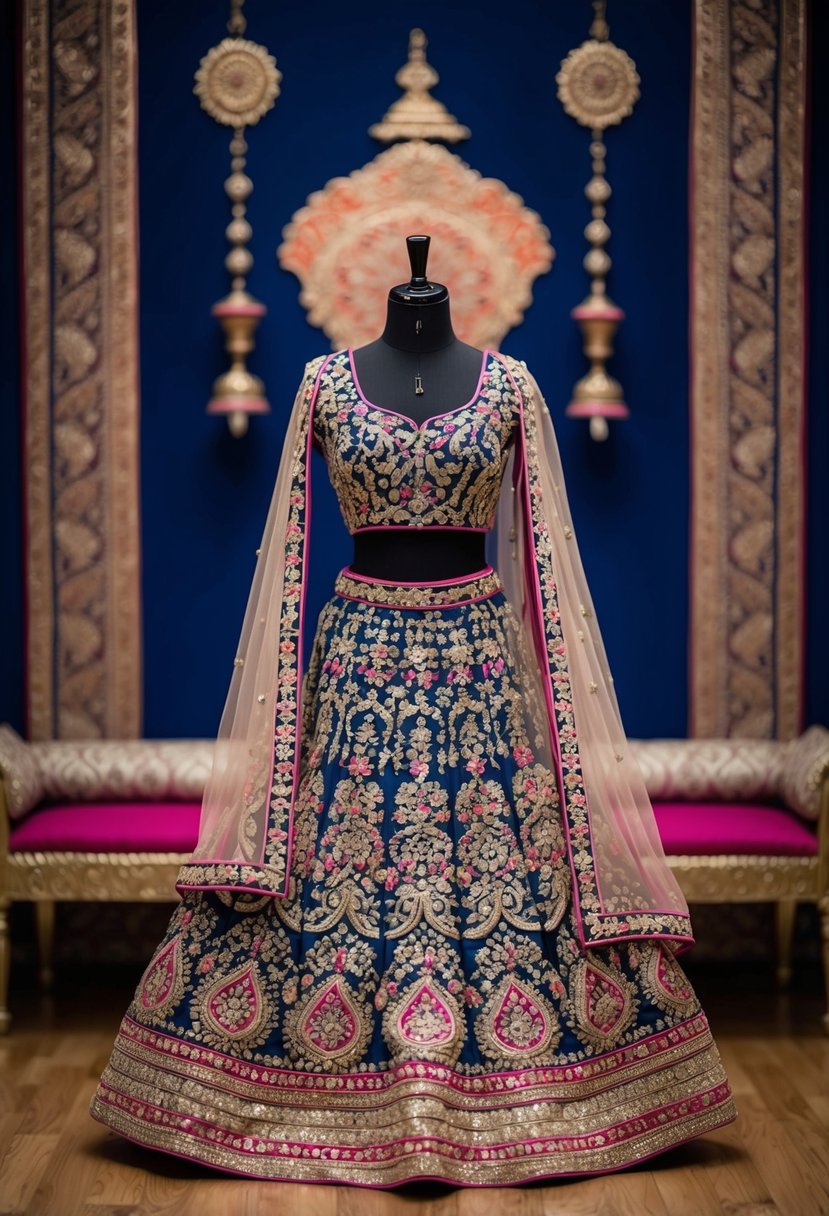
690;0;806;739
277;140;553;350
21;0;142;740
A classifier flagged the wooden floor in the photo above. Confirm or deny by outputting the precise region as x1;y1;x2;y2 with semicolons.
0;957;827;1216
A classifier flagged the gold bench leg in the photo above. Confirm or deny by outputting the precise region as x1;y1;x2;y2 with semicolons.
0;897;10;1034
775;899;797;988
34;900;55;991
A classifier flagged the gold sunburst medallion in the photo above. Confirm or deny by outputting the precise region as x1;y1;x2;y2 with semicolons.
194;37;281;128
556;39;639;129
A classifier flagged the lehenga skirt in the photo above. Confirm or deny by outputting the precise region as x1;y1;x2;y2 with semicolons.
90;564;736;1186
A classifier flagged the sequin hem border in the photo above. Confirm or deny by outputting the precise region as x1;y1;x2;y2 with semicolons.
89;1014;737;1186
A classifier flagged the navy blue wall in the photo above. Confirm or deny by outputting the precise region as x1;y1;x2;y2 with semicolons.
1;0;826;740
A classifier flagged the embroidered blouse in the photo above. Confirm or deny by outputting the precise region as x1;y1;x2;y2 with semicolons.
312;348;518;533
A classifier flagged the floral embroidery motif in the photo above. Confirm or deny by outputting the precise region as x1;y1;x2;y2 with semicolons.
380;936;465;1066
388;978;462;1056
176;353;329;901
301;776;385;937
335;567;503;607
482;976;560;1058
283;925;377;1071
514;763;570;931
571;953;638;1050
137;935;186;1016
196;962;270;1048
455;777;541;938
91;353;735;1182
469;929;562;1067
504;353;692;946
293;976;371;1064
639;941;698;1017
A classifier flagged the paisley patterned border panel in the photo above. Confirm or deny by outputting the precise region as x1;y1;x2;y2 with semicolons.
21;0;143;740
689;0;807;739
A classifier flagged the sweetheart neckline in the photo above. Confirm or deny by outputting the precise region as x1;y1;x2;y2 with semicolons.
345;346;493;433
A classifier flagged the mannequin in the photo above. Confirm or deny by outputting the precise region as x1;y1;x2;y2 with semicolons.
348;236;490;581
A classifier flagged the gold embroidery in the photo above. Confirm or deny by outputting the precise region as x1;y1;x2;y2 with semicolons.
639;941;698;1018
334;567;503;607
283;924;377;1071
90;1015;736;1184
571;952;638;1050
314;353;518;533
195;961;271;1050
301;776;384;937
456;777;541;937
477;974;561;1060
380;932;465;1066
504;354;693;946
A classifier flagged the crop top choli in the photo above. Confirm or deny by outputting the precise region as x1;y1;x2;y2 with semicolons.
311;348;520;533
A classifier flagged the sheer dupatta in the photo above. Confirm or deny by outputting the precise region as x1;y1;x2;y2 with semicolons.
490;354;693;952
176;353;332;900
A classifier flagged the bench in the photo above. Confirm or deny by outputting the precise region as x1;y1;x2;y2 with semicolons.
1;722;827;1033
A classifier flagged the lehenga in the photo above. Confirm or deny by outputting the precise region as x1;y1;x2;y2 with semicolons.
90;348;737;1186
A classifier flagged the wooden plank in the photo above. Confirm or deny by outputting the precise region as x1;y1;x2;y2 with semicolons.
726;1092;829;1216
0;1133;60;1215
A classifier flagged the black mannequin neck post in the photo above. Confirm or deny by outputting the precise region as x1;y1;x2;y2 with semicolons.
349;295;490;582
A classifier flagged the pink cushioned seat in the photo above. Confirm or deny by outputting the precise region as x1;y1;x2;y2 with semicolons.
8;802;201;853
7;799;818;860
652;802;818;856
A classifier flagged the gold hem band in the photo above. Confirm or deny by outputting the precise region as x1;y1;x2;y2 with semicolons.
89;1013;736;1185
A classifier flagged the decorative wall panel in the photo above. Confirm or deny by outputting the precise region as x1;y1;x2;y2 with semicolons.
21;0;142;740
690;0;807;739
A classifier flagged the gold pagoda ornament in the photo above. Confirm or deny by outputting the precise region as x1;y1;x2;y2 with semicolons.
369;28;470;143
195;0;281;437
556;1;640;441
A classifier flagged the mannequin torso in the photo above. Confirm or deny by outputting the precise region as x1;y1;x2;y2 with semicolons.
348;295;489;580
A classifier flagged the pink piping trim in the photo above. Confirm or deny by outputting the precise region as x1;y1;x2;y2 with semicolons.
176;879;283;898
341;564;494;588
346;346;492;433
352;524;489;534
336;564;499;609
